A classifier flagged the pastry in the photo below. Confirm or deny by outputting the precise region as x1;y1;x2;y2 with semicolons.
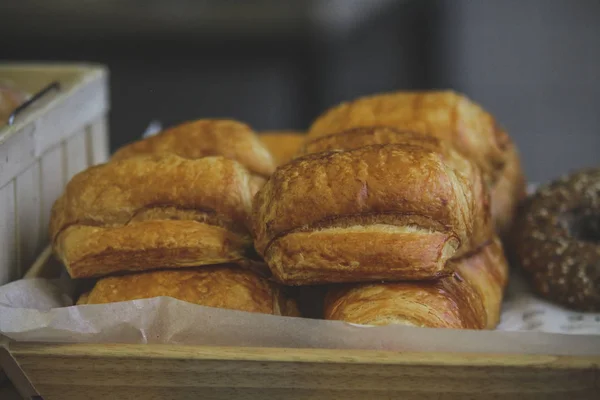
77;266;300;316
513;168;600;311
112;119;276;179
259;131;305;166
451;237;509;328
324;238;508;329
51;154;263;278
300;126;524;235
307;91;514;184
252;143;492;285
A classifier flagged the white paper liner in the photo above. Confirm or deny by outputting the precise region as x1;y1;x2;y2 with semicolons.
0;270;599;356
2;135;598;355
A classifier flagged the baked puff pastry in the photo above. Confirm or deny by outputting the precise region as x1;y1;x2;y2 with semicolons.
76;266;300;316
308;91;512;184
112;119;276;180
252;143;492;285
299;126;519;236
50;154;262;279
324;237;508;329
259;131;305;166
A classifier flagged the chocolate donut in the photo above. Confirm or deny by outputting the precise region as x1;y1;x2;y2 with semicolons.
513;168;600;311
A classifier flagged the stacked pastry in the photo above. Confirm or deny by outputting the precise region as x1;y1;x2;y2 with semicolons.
50;119;299;316
253;91;523;329
50;91;523;330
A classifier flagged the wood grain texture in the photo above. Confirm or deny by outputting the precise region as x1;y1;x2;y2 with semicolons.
10;343;600;400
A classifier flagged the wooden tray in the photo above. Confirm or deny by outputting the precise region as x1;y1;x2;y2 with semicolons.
2;249;599;400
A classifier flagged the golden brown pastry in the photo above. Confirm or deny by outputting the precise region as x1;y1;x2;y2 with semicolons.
51;154;262;279
76;266;300;316
300;126;523;236
259;131;305;166
252;143;492;285
308;91;513;184
299;126;422;156
112;119;276;179
324;238;508;329
450;237;509;328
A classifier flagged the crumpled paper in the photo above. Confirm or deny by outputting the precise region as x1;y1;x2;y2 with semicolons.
0;270;599;356
2;133;598;356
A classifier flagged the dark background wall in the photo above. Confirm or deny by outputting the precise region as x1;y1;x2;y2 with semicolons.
1;0;598;183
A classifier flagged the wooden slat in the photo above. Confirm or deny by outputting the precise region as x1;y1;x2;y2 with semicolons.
10;343;600;400
39;145;65;248
25;385;598;400
11;343;600;368
0;181;17;285
65;130;88;181
0;123;37;189
87;117;110;165
15;164;42;277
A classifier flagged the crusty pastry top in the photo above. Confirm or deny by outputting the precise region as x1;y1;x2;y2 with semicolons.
299;126;483;183
78;266;300;316
253;143;490;258
50;154;256;244
300;127;427;156
112;119;276;178
308;91;511;181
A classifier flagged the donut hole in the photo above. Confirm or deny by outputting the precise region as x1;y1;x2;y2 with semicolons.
561;211;600;243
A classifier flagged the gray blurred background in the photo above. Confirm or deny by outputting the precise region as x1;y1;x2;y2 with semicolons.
1;0;598;183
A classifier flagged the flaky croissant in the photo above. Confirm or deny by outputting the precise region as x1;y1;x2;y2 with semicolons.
307;91;526;234
308;91;510;182
299;126;521;236
77;266;300;317
113;119;276;179
51;154;263;278
324;237;509;329
252;143;492;285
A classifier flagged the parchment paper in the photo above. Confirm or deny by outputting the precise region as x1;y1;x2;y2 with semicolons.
1;266;599;356
2;132;599;356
